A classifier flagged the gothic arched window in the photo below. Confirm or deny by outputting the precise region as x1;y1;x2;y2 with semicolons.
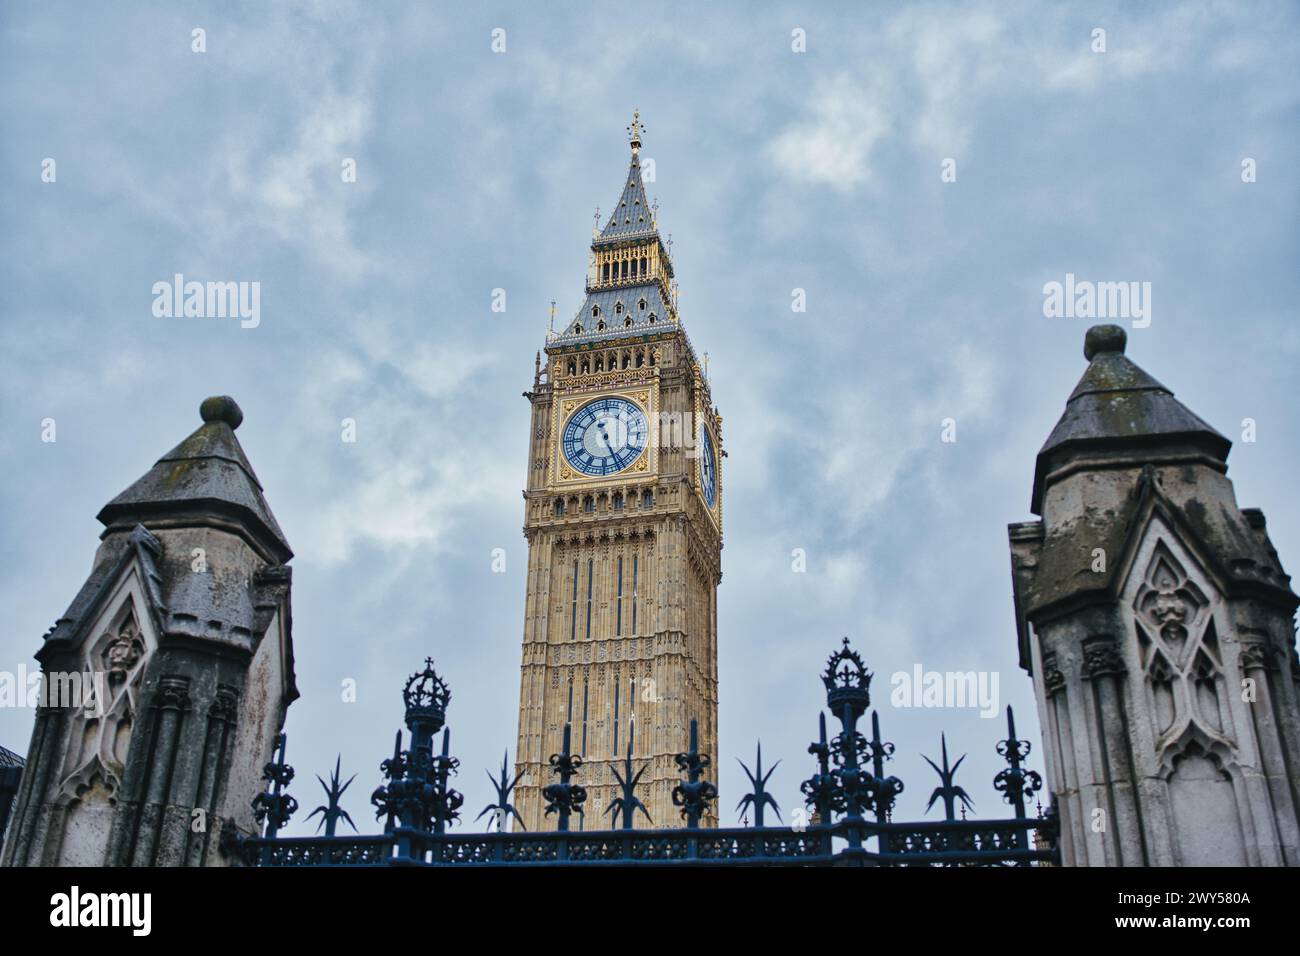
642;489;653;509
554;499;565;516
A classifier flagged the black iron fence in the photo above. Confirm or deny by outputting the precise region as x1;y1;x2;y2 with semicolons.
223;639;1059;867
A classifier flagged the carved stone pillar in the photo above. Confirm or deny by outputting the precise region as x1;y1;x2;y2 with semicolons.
2;397;296;868
1010;327;1300;867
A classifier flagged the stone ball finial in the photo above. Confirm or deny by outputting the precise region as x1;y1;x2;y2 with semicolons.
200;395;244;430
1084;324;1127;361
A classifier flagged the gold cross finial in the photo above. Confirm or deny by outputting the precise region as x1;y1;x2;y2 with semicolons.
627;109;644;152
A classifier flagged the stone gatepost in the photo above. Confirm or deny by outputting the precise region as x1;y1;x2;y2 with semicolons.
1;396;297;867
1009;326;1300;866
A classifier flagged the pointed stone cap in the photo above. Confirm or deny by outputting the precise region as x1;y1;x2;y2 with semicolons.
97;396;293;562
1031;326;1230;514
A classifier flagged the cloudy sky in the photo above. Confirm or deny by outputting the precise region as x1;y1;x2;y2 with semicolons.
3;1;1298;833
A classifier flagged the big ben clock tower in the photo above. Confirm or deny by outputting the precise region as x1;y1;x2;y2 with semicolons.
513;113;723;830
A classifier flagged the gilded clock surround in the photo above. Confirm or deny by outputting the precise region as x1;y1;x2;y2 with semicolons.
513;114;723;831
551;385;658;487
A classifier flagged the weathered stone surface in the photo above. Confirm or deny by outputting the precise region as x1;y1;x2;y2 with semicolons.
1031;324;1230;514
97;396;291;565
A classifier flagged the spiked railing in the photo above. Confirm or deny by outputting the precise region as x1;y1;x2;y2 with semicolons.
736;742;780;828
307;756;357;837
606;719;653;830
476;751;525;832
224;642;1060;867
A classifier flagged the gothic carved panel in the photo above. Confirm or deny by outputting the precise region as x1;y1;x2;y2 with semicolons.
58;600;153;805
1130;539;1235;773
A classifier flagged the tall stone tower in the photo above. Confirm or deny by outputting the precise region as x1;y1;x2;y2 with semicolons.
1009;326;1300;866
1;396;296;867
513;113;723;830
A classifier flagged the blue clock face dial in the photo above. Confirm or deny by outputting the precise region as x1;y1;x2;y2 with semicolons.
562;397;649;477
700;427;717;508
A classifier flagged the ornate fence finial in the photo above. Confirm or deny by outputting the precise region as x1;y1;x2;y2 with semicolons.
251;732;297;839
823;637;872;719
672;718;718;828
429;728;464;834
921;734;973;822
373;730;405;831
404;657;451;735
543;722;587;831
804;642;905;851
607;718;652;829
801;711;838;824
824;640;873;826
370;659;463;835
994;705;1041;821
736;741;780;827
866;710;905;823
477;751;525;832
306;755;357;836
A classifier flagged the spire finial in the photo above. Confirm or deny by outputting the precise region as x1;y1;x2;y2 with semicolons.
200;395;243;430
1084;324;1126;360
627;109;644;153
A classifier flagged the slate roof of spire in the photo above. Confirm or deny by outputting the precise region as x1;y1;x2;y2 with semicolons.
1032;325;1230;513
597;150;657;244
554;283;674;344
97;396;293;563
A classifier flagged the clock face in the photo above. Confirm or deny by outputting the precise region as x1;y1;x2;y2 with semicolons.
562;397;649;477
700;426;717;508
